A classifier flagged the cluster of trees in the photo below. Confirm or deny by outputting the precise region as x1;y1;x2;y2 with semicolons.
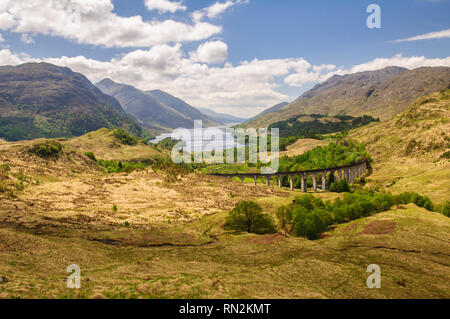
442;202;450;217
269;114;379;139
85;150;194;176
113;129;139;146
329;180;351;193
224;191;448;240
278;141;371;172
29;141;63;158
277;191;441;239
156;137;180;150
224;201;276;234
95;159;149;173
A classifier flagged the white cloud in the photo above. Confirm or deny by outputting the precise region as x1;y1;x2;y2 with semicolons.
0;33;4;42
193;0;248;21
0;49;38;65
0;0;221;48
0;12;15;29
1;48;449;117
392;29;450;42
21;33;35;44
347;53;450;73
190;41;228;64
144;0;186;14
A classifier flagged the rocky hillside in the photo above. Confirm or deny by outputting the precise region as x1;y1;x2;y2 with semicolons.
198;108;246;123
246;66;450;128
0;63;150;141
353;89;450;160
97;79;218;133
249;101;289;121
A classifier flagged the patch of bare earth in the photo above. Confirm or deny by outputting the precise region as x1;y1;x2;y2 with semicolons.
247;233;285;245
357;220;397;235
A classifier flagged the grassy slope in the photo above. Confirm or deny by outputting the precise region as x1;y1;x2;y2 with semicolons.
63;128;165;161
350;89;450;203
0;199;448;299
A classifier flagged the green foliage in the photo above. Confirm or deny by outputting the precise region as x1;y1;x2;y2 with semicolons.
112;204;118;212
97;159;148;173
276;206;293;237
269;114;379;139
277;141;371;173
293;207;332;240
277;191;444;240
29;141;63;158
439;151;450;160
225;201;276;234
441;202;450;217
271;141;370;189
156;138;180;150
113;129;139;146
279;136;300;151
394;192;434;211
84;152;97;162
93;154;190;176
330;180;351;193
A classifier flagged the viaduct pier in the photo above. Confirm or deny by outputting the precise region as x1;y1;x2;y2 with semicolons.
211;160;368;192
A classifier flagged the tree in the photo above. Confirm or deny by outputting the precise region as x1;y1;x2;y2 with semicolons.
225;201;276;234
330;180;351;193
276;206;293;237
441;202;450;217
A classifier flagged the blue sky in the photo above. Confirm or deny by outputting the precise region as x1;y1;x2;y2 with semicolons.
0;0;449;117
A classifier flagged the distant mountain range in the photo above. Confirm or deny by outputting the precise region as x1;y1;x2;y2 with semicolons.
197;108;247;124
2;63;449;142
96;79;218;133
245;66;450;128
249;102;289;121
0;63;151;141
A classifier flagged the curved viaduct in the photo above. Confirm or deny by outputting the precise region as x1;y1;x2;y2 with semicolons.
211;160;368;193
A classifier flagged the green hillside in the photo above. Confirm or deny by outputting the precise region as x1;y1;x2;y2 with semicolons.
269;114;379;138
0;63;152;141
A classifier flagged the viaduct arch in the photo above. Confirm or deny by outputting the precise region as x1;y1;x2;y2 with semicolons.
210;160;368;192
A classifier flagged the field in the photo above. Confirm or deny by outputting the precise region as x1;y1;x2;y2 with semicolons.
0;129;449;299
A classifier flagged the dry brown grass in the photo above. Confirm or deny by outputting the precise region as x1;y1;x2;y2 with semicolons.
351;90;450;203
0;128;449;299
281;138;328;157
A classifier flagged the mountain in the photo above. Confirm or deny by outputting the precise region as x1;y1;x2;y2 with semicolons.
96;79;218;133
0;63;151;141
245;66;450;128
148;90;219;125
197;108;247;124
248;102;289;121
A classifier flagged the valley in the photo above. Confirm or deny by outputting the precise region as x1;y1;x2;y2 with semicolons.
0;63;449;300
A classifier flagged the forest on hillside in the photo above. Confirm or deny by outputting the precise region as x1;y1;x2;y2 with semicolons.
269;114;379;138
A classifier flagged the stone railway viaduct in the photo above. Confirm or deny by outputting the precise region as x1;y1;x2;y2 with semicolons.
211;160;368;192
